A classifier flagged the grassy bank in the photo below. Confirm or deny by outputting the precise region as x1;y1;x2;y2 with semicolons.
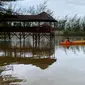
55;30;85;36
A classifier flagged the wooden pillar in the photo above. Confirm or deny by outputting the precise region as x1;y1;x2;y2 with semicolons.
38;22;40;27
50;33;52;41
53;33;55;58
8;32;12;57
3;32;7;56
38;33;40;47
33;33;34;48
35;33;37;47
4;32;6;41
23;32;25;57
14;48;16;57
20;32;21;57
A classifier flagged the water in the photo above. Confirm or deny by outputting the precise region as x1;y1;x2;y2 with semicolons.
0;36;85;85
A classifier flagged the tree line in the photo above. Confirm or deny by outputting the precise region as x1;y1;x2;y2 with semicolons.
1;0;85;34
57;15;85;32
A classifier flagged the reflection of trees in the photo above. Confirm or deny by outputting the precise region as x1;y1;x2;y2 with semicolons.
60;45;85;54
0;74;24;85
69;45;85;54
60;44;85;54
0;37;56;85
0;65;24;85
56;36;85;54
0;35;56;70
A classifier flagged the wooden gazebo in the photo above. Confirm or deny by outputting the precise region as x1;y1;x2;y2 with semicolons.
0;12;56;54
0;12;57;32
0;12;56;71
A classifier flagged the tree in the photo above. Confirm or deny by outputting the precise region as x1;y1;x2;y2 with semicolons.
17;0;53;16
0;0;18;12
0;0;20;21
28;0;53;15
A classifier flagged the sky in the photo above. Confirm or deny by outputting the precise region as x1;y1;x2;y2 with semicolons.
7;0;85;18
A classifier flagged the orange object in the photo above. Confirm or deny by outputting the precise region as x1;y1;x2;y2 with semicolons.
60;40;85;45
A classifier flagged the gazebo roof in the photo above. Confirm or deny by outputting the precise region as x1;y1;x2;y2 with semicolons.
2;12;57;22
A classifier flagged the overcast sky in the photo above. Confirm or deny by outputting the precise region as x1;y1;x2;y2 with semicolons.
9;0;85;18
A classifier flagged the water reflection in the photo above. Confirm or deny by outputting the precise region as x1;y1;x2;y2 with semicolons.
56;36;85;53
0;65;24;85
1;36;85;85
0;37;56;69
0;35;56;84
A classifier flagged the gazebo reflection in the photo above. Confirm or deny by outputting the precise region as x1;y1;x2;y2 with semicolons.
0;37;56;70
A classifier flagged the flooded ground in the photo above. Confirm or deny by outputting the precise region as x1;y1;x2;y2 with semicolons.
0;36;85;85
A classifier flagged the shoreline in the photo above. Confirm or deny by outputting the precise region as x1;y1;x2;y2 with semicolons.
54;31;85;36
